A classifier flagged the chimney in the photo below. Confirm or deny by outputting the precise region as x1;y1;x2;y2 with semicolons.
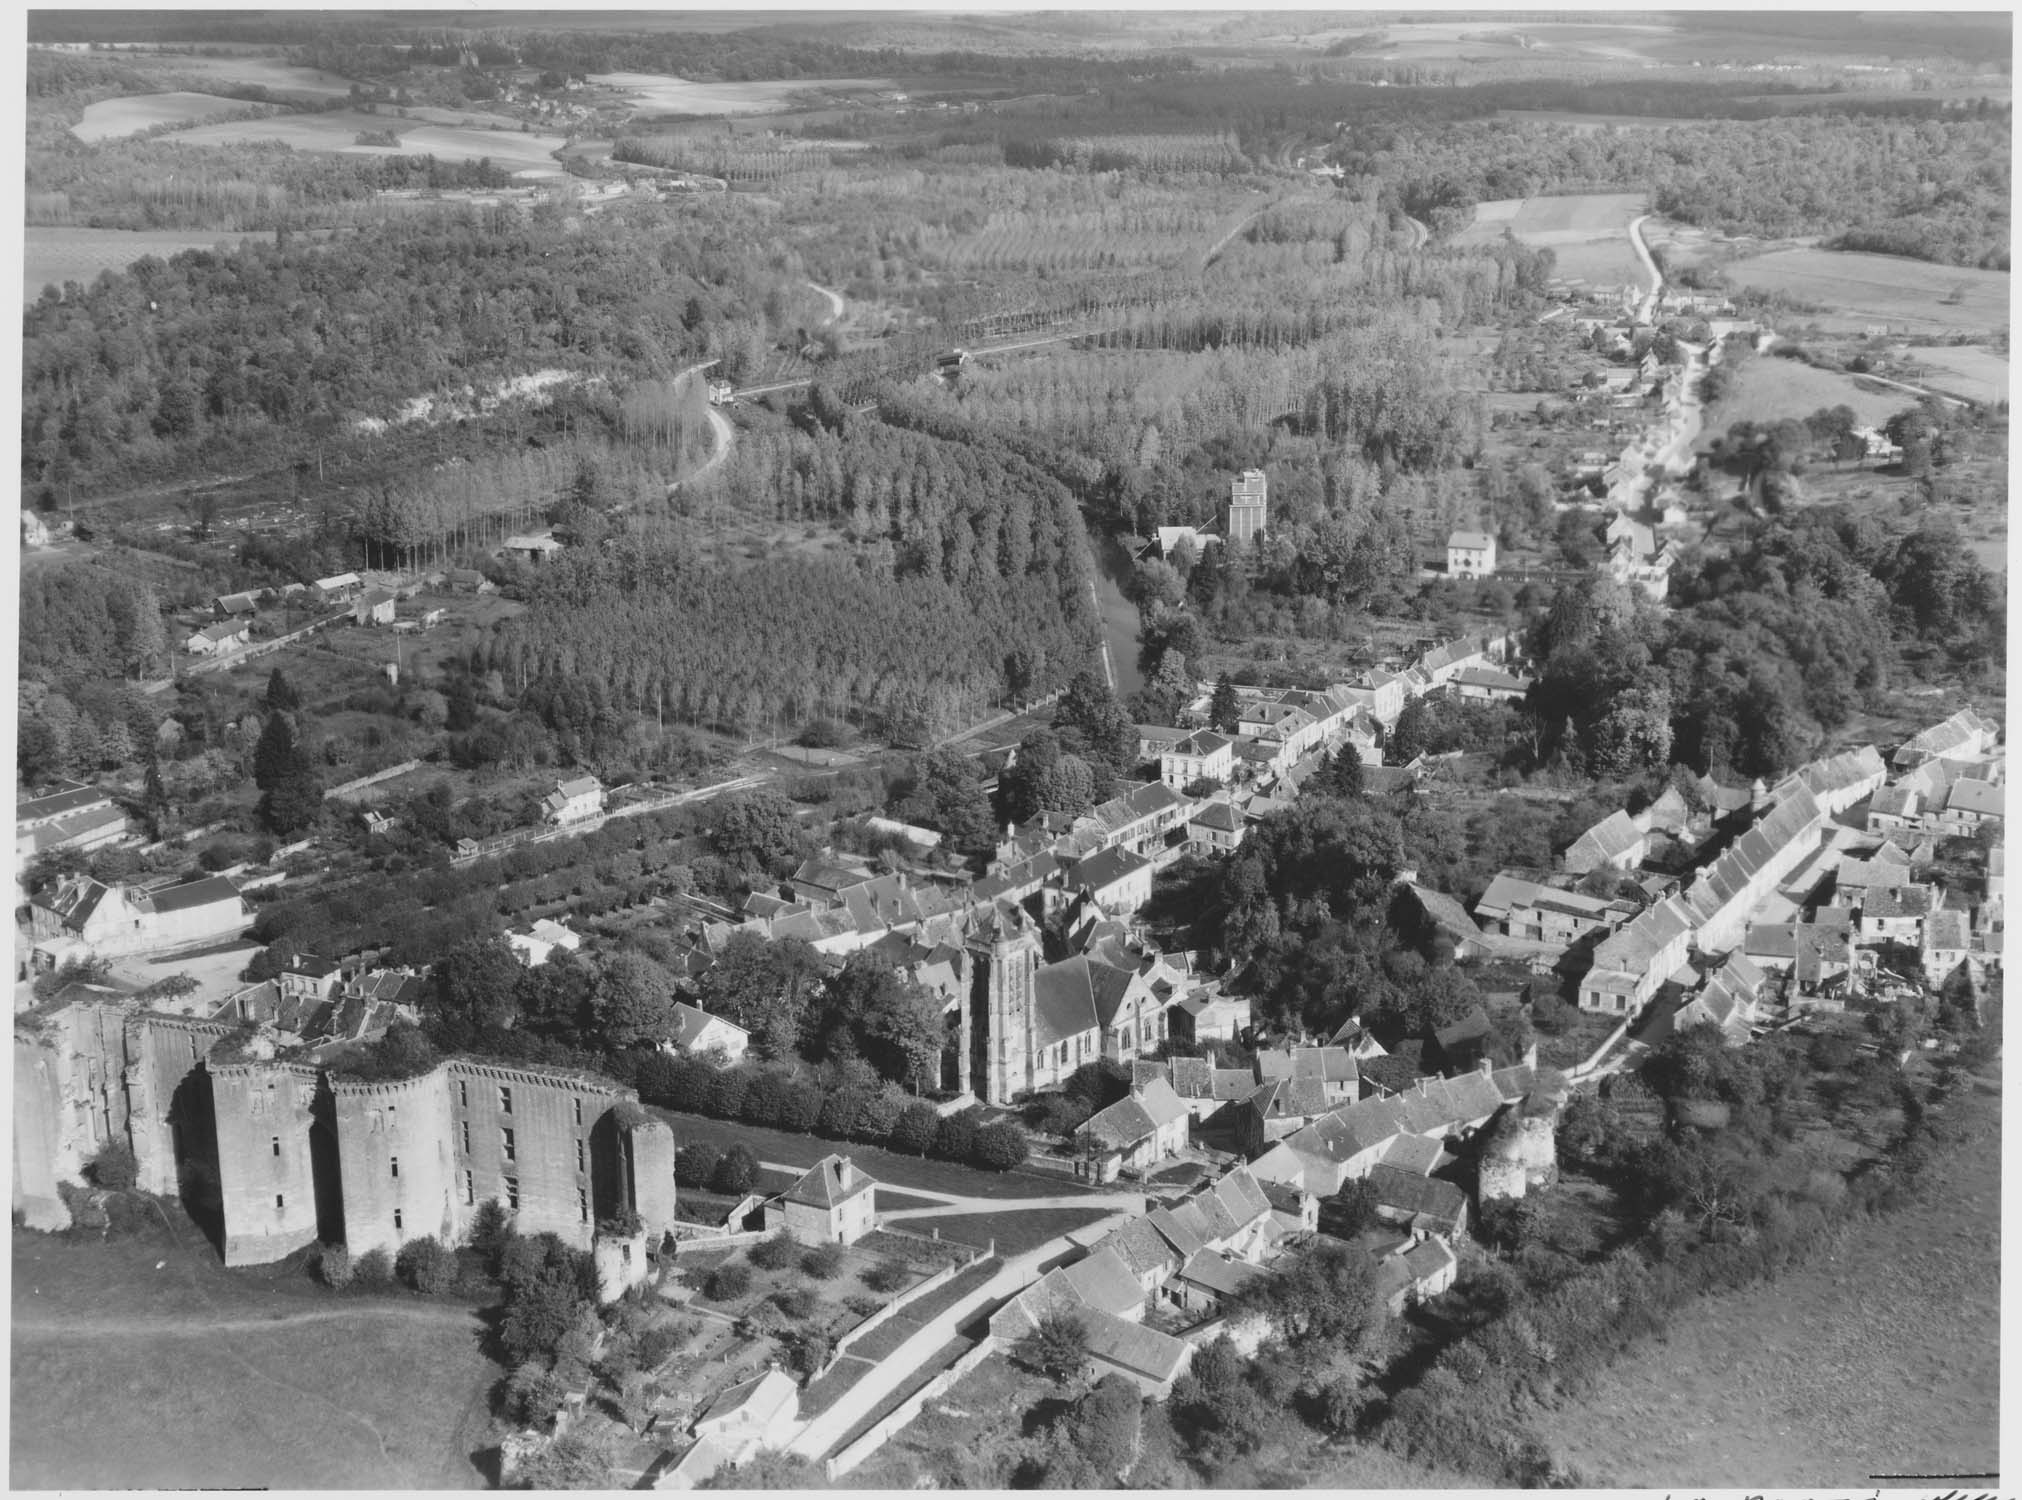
836;1157;853;1189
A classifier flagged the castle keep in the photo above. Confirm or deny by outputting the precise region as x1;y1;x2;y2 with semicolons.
14;1003;678;1272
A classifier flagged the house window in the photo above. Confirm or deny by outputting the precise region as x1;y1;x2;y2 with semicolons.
578;1187;589;1223
573;1097;583;1127
461;1122;471;1154
391;1156;400;1180
393;1209;403;1232
458;1079;469;1109
576;1139;586;1174
500;1086;512;1115
271;1136;281;1158
505;1177;520;1211
275;1194;285;1210
502;1128;516;1162
463;1170;475;1206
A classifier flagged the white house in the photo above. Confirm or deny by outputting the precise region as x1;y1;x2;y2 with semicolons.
771;1154;877;1245
507;917;584;967
352;589;397;626
186;620;251;656
542;775;605;826
314;572;363;603
501;531;565;566
1160;730;1234;790
665;1002;750;1063
1446;530;1498;578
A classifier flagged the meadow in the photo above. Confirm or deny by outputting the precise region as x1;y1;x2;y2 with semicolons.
588;71;892;116
1902;343;2010;405
10;1224;496;1490
24;225;254;303
1702;351;1917;432
1721;247;2009;336
1452;192;1650;289
72;91;257;140
145;53;357;99
170;110;569;176
1530;1064;2001;1488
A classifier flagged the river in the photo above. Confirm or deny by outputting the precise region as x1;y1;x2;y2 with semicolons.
1088;528;1144;700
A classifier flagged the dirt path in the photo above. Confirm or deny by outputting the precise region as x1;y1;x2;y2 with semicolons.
806;279;846;326
13;1299;480;1340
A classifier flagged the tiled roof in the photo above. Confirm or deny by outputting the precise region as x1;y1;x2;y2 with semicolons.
784;1154;874;1210
140;874;244;915
1947;778;2003;818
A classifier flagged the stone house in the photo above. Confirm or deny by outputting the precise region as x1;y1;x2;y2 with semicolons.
772;1154;876;1245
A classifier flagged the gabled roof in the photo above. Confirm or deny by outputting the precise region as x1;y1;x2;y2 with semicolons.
1172;1250;1267;1298
1071;844;1151;895
1032;954;1139;1049
1947;778;2003;818
697;1367;797;1432
670;1002;747;1050
140;874;244;915
1366;1163;1467;1228
1447;530;1495;550
1565;808;1644;866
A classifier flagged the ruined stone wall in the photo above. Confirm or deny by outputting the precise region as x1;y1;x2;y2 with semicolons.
332;1069;457;1257
624;1116;679;1239
445;1060;631;1251
1479;1109;1560;1203
13;1030;72;1230
127;1015;234;1196
209;1062;323;1266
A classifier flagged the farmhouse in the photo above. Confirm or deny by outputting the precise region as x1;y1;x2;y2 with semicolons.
28;873;251;965
214;590;262;618
543;775;606;826
501;530;565;565
1076;1076;1191;1183
1446;529;1498;577
1226;468;1268;545
352;589;397;626
314;572;363;602
186;619;251;656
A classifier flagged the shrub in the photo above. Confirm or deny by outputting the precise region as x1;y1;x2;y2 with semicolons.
354;1246;395;1287
86;1139;138;1192
711;1144;759;1195
398;1235;458;1295
891;1101;940;1155
705;1263;753;1301
971;1121;1029;1172
498;1359;568;1427
844;1292;882;1319
749;1230;800;1271
318;1243;354;1289
772;1284;818;1319
674;1142;721;1189
860;1259;910;1294
636;1325;683;1371
933;1112;979;1163
801;1242;845;1280
468;1197;512;1268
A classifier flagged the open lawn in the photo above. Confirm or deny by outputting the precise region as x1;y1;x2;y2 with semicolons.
588;71;893;116
24;226;255;303
1452;193;1649;290
1902;343;2010;406
11;1222;495;1489
1700;351;1918;435
646;1105;1094;1202
1530;1062;2001;1487
1722;248;2009;336
72;91;257;140
171;111;569;177
904;1206;1115;1257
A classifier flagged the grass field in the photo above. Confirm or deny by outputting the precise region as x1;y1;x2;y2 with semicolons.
1722;248;2009;336
1452;193;1649;289
1701;351;1917;435
1530;1062;2001;1487
1493;109;1699;131
171;111;569;177
24;226;256;303
144;53;358;99
645;1106;1095;1203
11;1224;496;1489
588;71;892;116
1902;343;2010;405
72;90;255;140
905;1206;1115;1257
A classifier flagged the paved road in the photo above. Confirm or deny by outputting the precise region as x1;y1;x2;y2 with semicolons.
1628;212;1662;323
783;1204;1142;1462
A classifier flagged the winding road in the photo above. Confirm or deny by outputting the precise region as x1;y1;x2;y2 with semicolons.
1627;213;1662;323
806;279;846;327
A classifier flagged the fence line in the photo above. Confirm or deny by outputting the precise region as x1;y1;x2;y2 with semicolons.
822;1334;998;1479
323;759;422;802
826;1255;972;1365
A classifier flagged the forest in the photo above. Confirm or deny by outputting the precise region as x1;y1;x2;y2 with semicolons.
487;414;1099;742
1346;110;2010;266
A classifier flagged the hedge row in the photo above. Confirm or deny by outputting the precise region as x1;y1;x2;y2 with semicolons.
634;1051;1028;1172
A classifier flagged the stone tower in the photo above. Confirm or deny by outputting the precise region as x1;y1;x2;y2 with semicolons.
966;903;1042;1105
1227;469;1268;547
